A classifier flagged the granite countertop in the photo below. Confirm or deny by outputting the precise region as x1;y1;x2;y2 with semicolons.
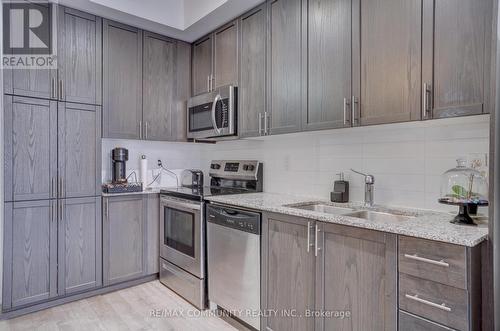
205;192;489;247
101;187;164;197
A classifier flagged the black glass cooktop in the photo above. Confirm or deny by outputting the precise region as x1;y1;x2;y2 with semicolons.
160;186;253;201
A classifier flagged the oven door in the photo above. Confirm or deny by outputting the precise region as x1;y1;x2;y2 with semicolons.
160;196;204;279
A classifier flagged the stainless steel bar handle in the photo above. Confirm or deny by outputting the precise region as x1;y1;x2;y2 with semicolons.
51;78;57;99
405;294;452;312
58;80;64;100
343;97;350;126
211;75;215;91
51;177;56;198
307;221;311;253
207;76;211;92
139;120;143;139
315;224;321;257
351;96;358;125
264;112;269;135
258;113;263;135
145;122;148;140
422;83;431;119
404;254;450;267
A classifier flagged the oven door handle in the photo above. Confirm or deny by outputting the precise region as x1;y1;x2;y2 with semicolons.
161;199;202;212
211;94;222;134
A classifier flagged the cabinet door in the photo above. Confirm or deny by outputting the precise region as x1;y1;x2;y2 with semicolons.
306;0;352;130
269;0;303;135
58;7;102;105
213;20;239;89
103;195;147;286
192;35;213;96
143;32;176;141
172;41;191;141
423;0;492;118
2;200;58;310
239;5;267;138
263;213;315;331
102;20;143;139
146;194;160;274
3;2;57;100
58;103;101;199
355;0;422;126
3;96;57;202
316;223;397;331
58;197;102;295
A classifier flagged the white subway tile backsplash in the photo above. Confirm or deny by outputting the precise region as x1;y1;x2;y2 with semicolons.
102;115;490;212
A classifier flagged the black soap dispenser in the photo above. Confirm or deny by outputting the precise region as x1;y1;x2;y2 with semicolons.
331;172;349;203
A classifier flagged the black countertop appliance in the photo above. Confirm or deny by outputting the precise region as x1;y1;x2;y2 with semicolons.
111;147;129;184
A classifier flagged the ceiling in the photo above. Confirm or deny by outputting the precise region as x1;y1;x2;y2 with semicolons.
58;0;264;42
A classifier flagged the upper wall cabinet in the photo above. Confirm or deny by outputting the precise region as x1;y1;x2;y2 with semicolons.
3;4;102;105
353;0;422;126
102;20;143;140
305;0;352;130
143;32;176;141
3;2;56;100
268;0;304;135
422;0;493;119
239;4;268;138
192;20;239;96
57;7;102;105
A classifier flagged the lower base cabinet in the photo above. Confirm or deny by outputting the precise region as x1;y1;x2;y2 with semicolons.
2;198;102;311
262;212;397;331
103;194;159;286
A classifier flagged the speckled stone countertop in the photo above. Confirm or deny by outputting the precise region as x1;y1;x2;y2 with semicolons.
205;193;489;247
101;187;163;197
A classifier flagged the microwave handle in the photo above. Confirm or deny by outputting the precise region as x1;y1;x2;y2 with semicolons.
211;94;222;134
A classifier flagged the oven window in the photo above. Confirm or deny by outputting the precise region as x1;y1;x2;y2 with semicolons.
164;207;195;258
189;103;213;132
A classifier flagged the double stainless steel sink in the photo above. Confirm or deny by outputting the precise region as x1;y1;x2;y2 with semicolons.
286;202;414;222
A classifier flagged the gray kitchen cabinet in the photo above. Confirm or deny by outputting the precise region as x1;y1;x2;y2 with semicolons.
58;197;102;295
102;20;143;139
191;20;239;96
354;0;422;126
57;7;102;105
305;0;352;130
58;102;101;199
2;200;58;310
172;41;192;142
143;32;176;141
239;4;268;138
422;0;493;119
3;2;57;100
213;20;239;89
146;194;160;274
268;0;303;135
192;35;213;96
3;96;58;202
103;195;147;286
262;213;316;331
316;222;397;331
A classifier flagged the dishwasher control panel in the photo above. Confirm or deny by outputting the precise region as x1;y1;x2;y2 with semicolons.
206;204;261;235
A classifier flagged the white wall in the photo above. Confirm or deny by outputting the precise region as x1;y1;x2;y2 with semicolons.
203;115;491;212
0;0;4;305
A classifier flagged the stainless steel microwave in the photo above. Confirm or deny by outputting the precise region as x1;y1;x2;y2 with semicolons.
187;85;237;140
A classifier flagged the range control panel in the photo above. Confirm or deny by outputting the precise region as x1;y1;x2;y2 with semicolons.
209;160;260;180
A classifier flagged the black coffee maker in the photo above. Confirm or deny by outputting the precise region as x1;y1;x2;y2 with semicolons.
112;147;128;184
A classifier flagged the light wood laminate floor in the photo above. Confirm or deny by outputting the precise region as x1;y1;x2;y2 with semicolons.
0;281;238;331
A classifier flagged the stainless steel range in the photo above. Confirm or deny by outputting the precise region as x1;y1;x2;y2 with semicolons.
159;160;263;310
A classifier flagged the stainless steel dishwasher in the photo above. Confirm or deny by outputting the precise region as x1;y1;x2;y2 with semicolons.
207;204;261;330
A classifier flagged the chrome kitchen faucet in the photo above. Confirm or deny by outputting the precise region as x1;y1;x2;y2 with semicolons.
351;169;375;207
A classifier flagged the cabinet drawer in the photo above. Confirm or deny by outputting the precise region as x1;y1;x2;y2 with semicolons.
399;236;466;289
399;311;457;331
399;274;468;331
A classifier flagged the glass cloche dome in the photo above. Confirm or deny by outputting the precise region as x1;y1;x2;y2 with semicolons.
439;158;488;225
